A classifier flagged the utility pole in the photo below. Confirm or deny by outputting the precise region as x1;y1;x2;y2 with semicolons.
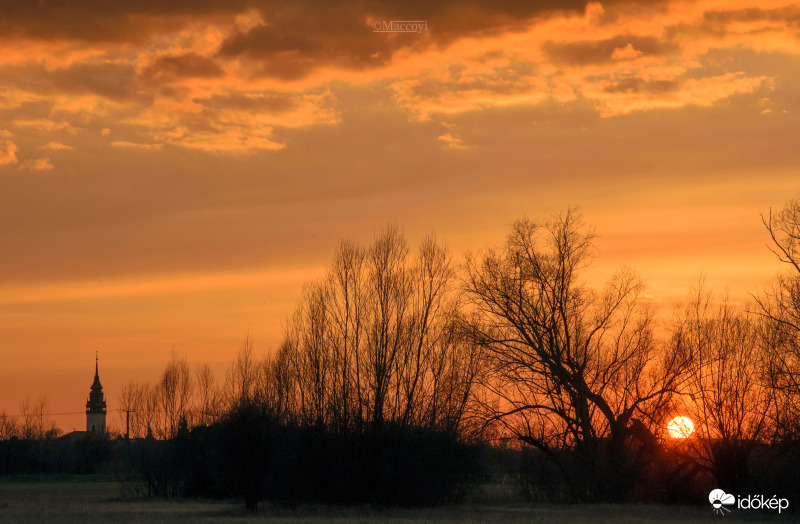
123;409;135;440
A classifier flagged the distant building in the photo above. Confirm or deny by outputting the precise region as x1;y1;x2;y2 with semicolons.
86;354;107;434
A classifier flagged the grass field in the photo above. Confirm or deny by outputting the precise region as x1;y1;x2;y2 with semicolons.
0;478;792;523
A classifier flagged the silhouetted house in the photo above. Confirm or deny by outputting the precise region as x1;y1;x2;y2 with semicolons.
86;354;107;434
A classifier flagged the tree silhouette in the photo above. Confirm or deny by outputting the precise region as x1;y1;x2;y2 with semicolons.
464;209;690;501
671;280;773;493
278;226;479;434
756;196;800;439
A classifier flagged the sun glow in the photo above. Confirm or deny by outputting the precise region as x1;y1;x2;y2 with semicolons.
667;416;695;439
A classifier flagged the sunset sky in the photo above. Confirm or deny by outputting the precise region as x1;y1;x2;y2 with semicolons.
1;0;799;433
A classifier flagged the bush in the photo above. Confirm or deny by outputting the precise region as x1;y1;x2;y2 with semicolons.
179;402;478;509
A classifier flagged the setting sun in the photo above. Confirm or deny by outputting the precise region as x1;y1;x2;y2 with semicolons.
667;416;695;439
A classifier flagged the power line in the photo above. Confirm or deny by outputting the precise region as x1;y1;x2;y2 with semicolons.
43;408;131;417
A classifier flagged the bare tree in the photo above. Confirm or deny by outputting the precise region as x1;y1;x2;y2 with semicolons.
755;196;800;439
363;225;412;428
195;363;221;427
117;351;197;497
0;410;20;440
224;334;263;409
158;350;193;439
671;280;774;492
321;238;367;432
763;196;800;276
20;397;58;440
464;209;689;501
276;226;479;435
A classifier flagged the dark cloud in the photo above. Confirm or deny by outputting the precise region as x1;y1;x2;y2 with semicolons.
543;35;677;66
141;53;225;82
217;0;599;79
0;0;666;81
194;93;299;113
0;0;591;44
593;0;671;25
0;0;251;42
603;77;679;94
50;62;143;101
702;6;800;26
666;6;800;41
218;3;402;80
0;61;146;102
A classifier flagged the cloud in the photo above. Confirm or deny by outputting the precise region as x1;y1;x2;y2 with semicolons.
0;63;144;109
39;141;75;150
216;1;601;80
543;35;676;66
0;0;797;157
589;72;771;117
392;55;549;121
664;4;800;54
437;132;468;149
0;140;18;165
0;0;251;42
612;43;643;60
13;118;77;133
160;130;284;153
140;53;225;82
18;157;53;171
119;86;337;152
194;92;299;114
701;6;800;29
602;77;678;94
0;87;42;110
0;267;322;305
46;61;145;102
0;0;618;51
111;141;164;151
384;1;797;122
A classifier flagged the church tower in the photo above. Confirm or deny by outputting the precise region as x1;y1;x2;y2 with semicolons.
86;353;107;434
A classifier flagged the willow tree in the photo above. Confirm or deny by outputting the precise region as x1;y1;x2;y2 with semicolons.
464;209;689;501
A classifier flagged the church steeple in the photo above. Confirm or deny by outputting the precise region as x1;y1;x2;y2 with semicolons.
91;353;102;391
86;352;107;434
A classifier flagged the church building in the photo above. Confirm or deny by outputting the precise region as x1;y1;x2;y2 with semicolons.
86;354;107;434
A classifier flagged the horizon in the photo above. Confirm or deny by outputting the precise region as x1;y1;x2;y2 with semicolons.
1;0;799;434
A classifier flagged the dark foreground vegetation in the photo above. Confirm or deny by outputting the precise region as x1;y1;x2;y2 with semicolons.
4;479;787;524
3;196;800;513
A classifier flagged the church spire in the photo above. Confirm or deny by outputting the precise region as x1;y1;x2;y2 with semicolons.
86;352;107;434
91;350;102;391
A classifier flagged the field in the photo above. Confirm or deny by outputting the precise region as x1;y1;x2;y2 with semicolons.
0;478;791;523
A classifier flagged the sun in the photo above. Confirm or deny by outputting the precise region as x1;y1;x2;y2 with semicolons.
667;416;695;439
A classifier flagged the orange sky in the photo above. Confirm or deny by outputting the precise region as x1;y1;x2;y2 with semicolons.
1;0;799;433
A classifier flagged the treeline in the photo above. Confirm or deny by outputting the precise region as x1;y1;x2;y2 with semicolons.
0;397;108;476
0;431;111;476
3;197;800;509
110;226;483;508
